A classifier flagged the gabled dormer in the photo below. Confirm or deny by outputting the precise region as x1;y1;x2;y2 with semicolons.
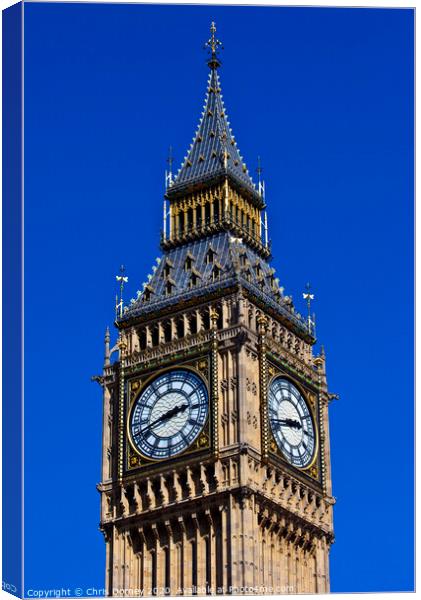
184;253;195;271
206;246;217;265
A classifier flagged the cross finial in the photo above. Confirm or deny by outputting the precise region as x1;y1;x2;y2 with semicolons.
205;21;223;69
302;282;315;333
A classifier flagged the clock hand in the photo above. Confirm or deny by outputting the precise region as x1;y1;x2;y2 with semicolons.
272;418;302;430
145;402;190;431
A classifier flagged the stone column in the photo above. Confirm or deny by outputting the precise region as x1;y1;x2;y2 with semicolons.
141;531;152;596
183;313;190;336
182;521;193;595
158;322;165;345
210;197;215;225
220;505;232;594
221;299;229;328
192;199;197;230
241;496;257;591
196;309;203;332
201;200;206;226
169;317;176;341
145;326;152;348
104;529;112;596
156;540;166;595
183;205;188;237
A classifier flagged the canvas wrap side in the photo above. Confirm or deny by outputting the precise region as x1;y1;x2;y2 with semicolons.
3;2;23;597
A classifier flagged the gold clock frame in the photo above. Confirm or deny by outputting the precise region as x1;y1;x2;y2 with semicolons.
266;368;320;476
125;361;212;468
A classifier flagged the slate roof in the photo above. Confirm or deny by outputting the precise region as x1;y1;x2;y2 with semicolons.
167;66;260;201
120;232;310;338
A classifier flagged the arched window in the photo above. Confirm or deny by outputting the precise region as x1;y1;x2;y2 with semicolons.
202;310;210;330
138;328;147;350
213;198;220;224
163;321;172;343
187;207;194;230
164;547;170;595
192;541;198;595
212;265;221;281
151;551;157;596
196;204;202;227
205;537;211;595
189;313;197;335
151;325;159;347
189;272;199;288
176;319;184;338
206;248;216;264
178;211;185;235
205;202;211;225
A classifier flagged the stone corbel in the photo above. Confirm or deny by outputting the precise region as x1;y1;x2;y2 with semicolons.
214;459;225;490
172;470;183;501
145;477;155;509
120;485;130;516
160;475;170;506
199;462;209;494
133;482;142;512
186;466;196;498
164;519;173;541
285;521;296;543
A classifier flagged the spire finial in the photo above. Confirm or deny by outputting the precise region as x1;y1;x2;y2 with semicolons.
205;21;223;69
256;156;265;200
115;264;128;319
165;145;174;189
257;156;262;182
303;282;315;334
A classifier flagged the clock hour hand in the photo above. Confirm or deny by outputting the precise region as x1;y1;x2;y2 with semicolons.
145;402;189;431
272;418;302;430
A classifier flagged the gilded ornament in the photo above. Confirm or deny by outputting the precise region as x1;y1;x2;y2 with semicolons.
309;465;318;479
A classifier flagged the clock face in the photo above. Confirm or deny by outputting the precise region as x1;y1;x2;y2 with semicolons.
268;377;316;468
129;369;209;460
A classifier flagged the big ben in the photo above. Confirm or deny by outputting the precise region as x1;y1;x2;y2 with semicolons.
97;22;335;596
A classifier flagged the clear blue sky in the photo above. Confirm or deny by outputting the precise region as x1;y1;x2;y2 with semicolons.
23;3;414;594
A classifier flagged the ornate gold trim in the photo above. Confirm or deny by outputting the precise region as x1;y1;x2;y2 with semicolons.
125;363;211;466
266;369;320;475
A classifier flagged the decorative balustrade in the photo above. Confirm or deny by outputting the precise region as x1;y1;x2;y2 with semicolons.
123;329;213;368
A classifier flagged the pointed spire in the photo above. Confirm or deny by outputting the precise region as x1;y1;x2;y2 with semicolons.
167;23;260;202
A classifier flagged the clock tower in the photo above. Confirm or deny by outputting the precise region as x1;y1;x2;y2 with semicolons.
97;23;335;596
